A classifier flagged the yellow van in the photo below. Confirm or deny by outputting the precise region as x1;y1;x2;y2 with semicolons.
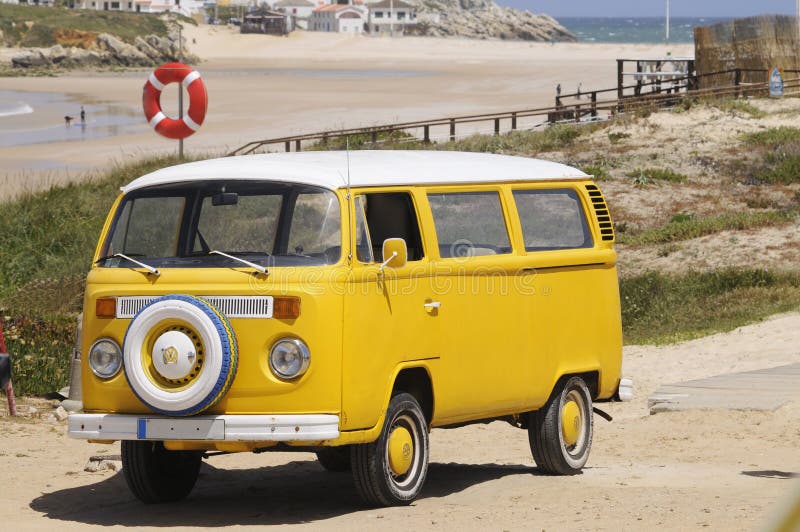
68;150;630;506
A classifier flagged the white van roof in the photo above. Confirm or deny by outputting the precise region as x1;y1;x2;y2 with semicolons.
121;151;589;194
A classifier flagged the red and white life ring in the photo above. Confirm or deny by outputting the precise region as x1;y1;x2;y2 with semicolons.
142;62;207;140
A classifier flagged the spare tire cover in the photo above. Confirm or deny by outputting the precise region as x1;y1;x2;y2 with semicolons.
123;295;238;416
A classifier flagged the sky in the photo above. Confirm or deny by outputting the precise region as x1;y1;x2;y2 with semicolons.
497;1;798;18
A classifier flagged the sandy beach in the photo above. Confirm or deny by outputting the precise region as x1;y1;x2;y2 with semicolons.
1;311;798;530
0;26;691;200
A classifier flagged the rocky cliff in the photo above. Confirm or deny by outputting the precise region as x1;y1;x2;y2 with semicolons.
11;31;197;69
405;0;576;42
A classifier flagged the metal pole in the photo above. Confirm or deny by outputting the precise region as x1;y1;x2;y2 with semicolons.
178;22;184;159
389;0;393;37
665;0;670;48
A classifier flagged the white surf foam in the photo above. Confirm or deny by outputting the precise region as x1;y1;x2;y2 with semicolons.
0;102;34;118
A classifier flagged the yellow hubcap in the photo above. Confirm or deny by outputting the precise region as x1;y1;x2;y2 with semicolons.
561;400;582;446
388;426;414;476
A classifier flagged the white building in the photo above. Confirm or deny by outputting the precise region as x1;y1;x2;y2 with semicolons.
366;0;415;36
309;4;365;34
273;0;314;30
66;0;203;15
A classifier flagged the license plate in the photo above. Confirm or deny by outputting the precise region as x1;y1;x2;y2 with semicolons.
137;418;225;440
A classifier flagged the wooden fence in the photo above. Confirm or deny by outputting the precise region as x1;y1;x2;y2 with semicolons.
229;69;799;156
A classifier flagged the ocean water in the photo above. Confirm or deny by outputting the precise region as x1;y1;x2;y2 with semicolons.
558;17;730;44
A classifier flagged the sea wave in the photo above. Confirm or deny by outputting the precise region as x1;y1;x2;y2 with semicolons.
0;102;34;118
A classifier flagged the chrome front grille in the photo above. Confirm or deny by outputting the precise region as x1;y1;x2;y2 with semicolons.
115;296;274;319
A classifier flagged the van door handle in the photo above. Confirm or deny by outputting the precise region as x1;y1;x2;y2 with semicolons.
423;301;441;310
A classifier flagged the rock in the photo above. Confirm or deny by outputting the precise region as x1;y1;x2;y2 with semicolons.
45;44;68;65
135;36;162;61
84;459;120;473
97;33;151;66
11;49;50;68
404;0;576;42
54;405;68;421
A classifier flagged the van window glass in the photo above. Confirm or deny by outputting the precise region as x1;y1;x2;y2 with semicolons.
362;192;424;261
198;194;282;254
354;195;373;262
513;189;593;250
427;192;511;258
288;192;341;262
110;196;184;257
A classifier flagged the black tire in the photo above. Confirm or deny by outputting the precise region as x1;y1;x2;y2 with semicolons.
121;440;203;503
528;376;593;475
316;446;352;472
351;392;429;506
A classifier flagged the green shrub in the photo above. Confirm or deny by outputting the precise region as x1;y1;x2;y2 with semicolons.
626;167;688;184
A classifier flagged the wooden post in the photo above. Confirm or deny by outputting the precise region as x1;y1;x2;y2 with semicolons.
635;60;643;96
295;139;301;152
688;59;697;91
423;124;430;143
511;112;517;130
575;105;581;123
734;68;741;97
285;141;291;152
371;131;377;144
0;323;16;417
449;119;456;142
494;118;500;136
617;59;625;100
591;92;597;117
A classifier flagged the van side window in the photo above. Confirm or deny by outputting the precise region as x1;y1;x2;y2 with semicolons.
361;192;425;261
513;189;593;251
427;192;511;258
354;195;373;263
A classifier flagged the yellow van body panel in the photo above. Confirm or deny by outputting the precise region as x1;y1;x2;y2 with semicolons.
79;179;622;444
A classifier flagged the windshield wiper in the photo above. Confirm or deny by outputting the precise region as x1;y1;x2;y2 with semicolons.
97;253;160;277
209;250;269;275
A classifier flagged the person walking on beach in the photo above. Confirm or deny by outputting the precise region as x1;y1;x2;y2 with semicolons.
576;82;582;99
556;83;561;97
80;106;86;124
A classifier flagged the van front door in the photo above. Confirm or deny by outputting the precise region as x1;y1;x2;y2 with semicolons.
340;191;440;432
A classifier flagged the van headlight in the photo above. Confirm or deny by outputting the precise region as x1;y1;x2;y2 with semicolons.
269;338;310;379
88;338;122;379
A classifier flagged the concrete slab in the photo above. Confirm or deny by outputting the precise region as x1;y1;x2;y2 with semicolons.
648;363;800;414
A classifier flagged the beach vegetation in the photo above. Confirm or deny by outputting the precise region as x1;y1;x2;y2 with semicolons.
626;167;688;184
618;209;798;247
621;269;800;344
737;127;800;184
0;4;192;47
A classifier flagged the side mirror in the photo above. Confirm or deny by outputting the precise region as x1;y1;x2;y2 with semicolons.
380;238;408;270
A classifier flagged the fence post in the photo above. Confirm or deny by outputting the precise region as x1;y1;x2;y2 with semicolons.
511;112;517;130
370;131;377;144
591;92;597;117
575;105;581;123
449;119;456;142
0;323;16;417
494;118;500;136
734;69;741;97
423;124;430;143
295;139;301;152
617;59;624;100
285;141;291;152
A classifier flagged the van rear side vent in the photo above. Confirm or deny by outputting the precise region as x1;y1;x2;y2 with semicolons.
584;184;615;242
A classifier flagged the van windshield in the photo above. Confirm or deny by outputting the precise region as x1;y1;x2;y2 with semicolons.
99;180;341;269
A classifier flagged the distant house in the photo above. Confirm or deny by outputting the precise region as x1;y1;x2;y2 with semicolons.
366;0;415;36
66;0;204;15
241;9;290;35
273;0;315;30
310;4;366;34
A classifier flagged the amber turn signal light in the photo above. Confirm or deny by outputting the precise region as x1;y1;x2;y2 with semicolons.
273;297;300;319
95;297;116;318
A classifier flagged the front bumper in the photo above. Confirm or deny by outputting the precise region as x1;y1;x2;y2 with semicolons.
68;413;340;442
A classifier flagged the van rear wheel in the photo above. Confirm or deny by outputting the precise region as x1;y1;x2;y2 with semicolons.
121;440;203;503
528;376;593;475
316;446;351;472
351;392;429;506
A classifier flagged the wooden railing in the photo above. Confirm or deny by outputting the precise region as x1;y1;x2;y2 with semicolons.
228;68;799;156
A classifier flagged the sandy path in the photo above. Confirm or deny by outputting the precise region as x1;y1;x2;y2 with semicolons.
0;29;691;200
1;311;798;530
